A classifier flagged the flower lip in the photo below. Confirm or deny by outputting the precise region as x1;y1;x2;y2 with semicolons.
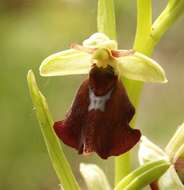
54;64;141;159
89;65;117;96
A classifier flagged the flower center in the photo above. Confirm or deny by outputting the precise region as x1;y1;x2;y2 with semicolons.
92;48;113;68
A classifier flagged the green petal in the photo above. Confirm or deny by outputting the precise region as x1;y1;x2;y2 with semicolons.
158;165;184;190
165;123;184;161
80;163;111;190
139;136;168;165
114;160;170;190
83;32;117;50
39;49;92;76
116;52;167;83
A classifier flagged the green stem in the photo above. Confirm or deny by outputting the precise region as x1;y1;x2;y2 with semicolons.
97;0;116;39
27;70;81;190
115;0;153;185
97;0;184;186
151;0;184;49
134;0;152;53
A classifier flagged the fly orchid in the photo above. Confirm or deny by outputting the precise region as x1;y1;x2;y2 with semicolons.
139;123;184;190
40;32;167;159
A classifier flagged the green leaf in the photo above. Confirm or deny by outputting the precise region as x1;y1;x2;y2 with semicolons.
80;163;111;190
27;70;80;190
97;0;116;40
114;160;170;190
39;49;91;77
116;52;167;83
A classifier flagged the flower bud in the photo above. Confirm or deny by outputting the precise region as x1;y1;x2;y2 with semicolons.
80;163;111;190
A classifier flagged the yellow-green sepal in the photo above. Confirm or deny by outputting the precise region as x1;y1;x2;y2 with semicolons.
116;52;167;83
39;49;91;77
83;32;117;50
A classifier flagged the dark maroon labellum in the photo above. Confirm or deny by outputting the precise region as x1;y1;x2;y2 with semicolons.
54;65;141;159
150;181;159;190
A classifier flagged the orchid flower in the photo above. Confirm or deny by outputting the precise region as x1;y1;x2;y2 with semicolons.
40;32;167;159
139;123;184;190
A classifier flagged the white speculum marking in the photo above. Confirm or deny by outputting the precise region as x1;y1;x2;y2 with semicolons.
88;88;113;112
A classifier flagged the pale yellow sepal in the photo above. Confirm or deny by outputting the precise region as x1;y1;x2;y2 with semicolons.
116;52;168;83
39;49;91;76
83;32;117;50
80;163;111;190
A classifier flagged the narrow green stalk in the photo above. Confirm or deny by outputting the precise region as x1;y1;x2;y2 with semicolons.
97;0;116;39
151;0;184;49
140;0;184;54
134;0;152;53
115;0;153;185
27;70;80;190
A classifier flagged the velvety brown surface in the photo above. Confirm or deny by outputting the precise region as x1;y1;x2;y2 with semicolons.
54;66;141;159
150;181;159;190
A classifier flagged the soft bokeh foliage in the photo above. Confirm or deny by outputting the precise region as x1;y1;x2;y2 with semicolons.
0;0;184;190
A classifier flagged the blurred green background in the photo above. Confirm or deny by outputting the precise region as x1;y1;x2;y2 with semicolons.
0;0;184;189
